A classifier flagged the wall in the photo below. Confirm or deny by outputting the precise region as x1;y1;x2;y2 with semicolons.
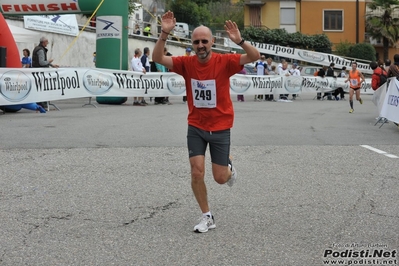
300;0;367;47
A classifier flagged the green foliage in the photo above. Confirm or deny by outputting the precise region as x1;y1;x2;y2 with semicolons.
242;27;332;53
366;0;399;60
208;0;244;30
165;0;244;32
334;40;352;56
347;43;376;61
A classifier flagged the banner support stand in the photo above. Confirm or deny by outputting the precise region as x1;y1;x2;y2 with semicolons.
82;97;97;108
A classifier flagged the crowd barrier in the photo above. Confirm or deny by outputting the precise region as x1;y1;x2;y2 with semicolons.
0;67;376;106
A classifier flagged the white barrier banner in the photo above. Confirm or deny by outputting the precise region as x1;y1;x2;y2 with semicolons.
0;68;374;105
24;15;79;36
380;79;399;123
239;42;373;75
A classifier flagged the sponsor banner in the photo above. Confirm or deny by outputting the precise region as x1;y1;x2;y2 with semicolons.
241;42;373;75
24;15;79;36
0;68;374;105
231;74;373;95
372;82;388;111
0;0;80;14
380;79;399;123
96;16;122;40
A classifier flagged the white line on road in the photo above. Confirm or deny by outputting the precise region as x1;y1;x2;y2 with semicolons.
360;145;399;158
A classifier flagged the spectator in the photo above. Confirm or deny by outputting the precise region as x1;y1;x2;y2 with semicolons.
370;61;388;91
93;51;96;66
316;66;327;100
182;47;192;103
32;36;59;109
134;24;140;35
131;48;146;106
154;47;172;105
323;62;336;100
21;48;31;68
387;54;399;77
143;24;151;36
385;58;391;73
140;47;151;105
278;60;290;100
254;55;266;101
332;66;346;100
264;57;274;101
237;68;246;102
289;63;300;100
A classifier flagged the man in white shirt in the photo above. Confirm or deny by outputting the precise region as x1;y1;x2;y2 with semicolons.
131;48;146;106
254;55;266;101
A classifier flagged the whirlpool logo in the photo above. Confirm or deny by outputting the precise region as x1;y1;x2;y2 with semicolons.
0;70;32;102
284;76;302;93
82;69;113;95
230;76;251;93
166;74;186;95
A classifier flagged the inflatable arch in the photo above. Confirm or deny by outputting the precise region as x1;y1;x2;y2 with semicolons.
0;0;130;104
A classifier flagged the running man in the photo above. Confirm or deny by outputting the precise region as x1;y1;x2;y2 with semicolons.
345;62;365;113
152;11;260;233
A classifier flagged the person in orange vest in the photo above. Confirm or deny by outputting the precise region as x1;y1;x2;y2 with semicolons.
345;62;365;113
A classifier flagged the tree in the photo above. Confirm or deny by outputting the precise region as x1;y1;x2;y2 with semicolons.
348;43;377;61
167;0;211;27
208;0;244;30
366;0;399;61
241;27;332;53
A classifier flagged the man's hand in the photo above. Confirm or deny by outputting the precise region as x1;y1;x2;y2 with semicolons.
224;20;242;45
161;11;176;33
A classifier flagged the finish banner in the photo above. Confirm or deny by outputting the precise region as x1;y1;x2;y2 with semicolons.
0;0;101;15
0;67;375;105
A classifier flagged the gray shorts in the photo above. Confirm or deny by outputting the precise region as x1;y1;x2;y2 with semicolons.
187;125;231;166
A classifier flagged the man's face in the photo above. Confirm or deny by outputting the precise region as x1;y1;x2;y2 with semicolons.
42;39;49;47
352;63;357;70
191;27;213;60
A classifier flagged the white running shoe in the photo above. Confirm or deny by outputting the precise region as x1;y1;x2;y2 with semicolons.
227;158;237;187
194;215;216;233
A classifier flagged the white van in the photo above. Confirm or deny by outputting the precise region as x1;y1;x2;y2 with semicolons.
172;22;189;39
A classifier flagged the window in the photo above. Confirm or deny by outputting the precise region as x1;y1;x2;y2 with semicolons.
249;6;262;27
280;8;295;25
324;10;343;31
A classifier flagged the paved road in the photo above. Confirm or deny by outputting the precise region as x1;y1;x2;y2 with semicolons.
1;95;398;266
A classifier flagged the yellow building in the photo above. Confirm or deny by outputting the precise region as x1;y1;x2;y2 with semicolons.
244;0;399;61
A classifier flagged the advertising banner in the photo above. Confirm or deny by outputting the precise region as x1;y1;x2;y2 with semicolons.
96;16;122;40
24;14;79;36
235;42;373;75
0;67;375;106
380;79;399;123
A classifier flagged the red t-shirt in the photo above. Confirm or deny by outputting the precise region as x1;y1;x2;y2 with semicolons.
172;53;242;131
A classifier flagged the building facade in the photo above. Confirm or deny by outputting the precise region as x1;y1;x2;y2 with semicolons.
244;0;399;61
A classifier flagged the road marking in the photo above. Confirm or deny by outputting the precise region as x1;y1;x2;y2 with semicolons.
360;145;399;158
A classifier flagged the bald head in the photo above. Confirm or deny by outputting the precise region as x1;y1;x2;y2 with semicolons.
192;26;213;40
191;26;214;62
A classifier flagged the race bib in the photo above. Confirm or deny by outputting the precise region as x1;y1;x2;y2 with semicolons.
350;79;359;87
191;79;216;108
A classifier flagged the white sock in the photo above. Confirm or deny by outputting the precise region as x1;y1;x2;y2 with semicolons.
203;211;211;218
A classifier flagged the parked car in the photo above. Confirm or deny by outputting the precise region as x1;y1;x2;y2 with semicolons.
300;65;320;76
243;64;257;75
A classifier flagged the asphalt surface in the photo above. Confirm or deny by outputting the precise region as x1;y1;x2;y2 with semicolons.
1;94;398;266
